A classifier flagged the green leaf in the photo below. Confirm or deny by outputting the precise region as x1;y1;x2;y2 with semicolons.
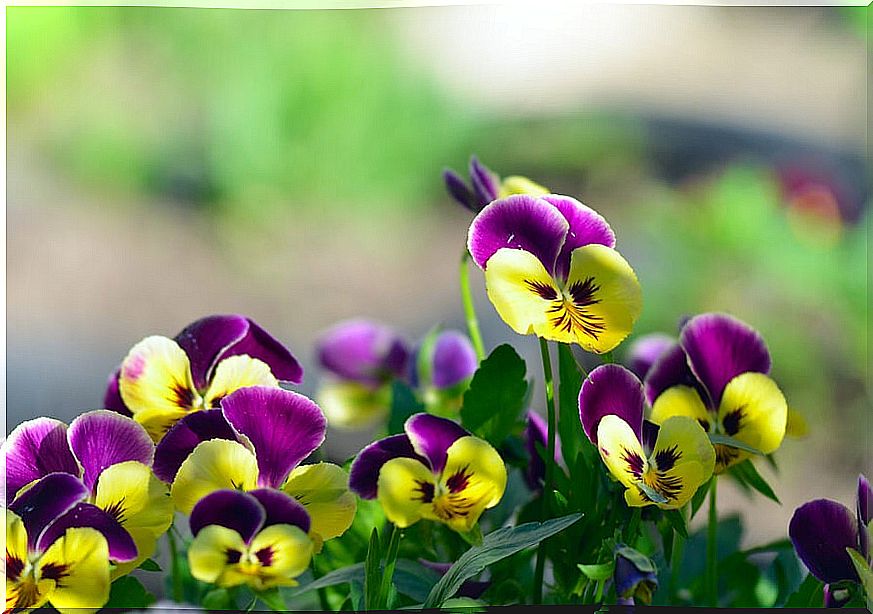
440;596;487;613
201;587;235;610
364;527;383;610
690;478;711;520
423;513;582;608
577;561;615;581
388;381;425;435
393;559;442;603
615;546;657;573
664;509;688;539
557;343;585;470
288;563;364;596
731;460;780;503
847;548;873;608
783;572;823;607
708;434;764;456
460;344;528;445
104;575;156;609
138;557;162;572
256;587;287;612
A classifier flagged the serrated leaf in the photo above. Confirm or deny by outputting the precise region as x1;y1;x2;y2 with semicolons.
104;575;156;609
460;344;528;445
388;381;425;435
138;557;161;572
423;513;582;608
730;460;780;503
577;561;615;581
664;509;688;539
709;433;764;456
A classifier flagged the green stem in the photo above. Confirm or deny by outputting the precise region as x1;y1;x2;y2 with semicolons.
594;578;605;603
166;523;183;604
669;529;686;604
533;338;558;604
706;477;719;607
459;249;486;361
625;508;642;545
378;524;403;610
602;351;615;364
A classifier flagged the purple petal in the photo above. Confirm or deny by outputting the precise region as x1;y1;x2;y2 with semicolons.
3;418;80;501
316;319;409;386
404;413;469;475
858;474;872;558
9;473;89;551
542;195;615;281
443;168;478;212
249;488;311;533
430;331;478;390
38;502;138;562
349;434;426;499
175;314;250;390
221;387;326;488
103;368;132;417
789;499;860;583
680;313;771;406
823;584;851;608
578;365;645;446
153;409;239;483
641;420;660;457
469;156;500;206
189;489;266;543
67;410;154;492
467;194;569;275
625;333;675;381
524;411;548;491
218;318;304;385
643;343;703;407
419;559;491;599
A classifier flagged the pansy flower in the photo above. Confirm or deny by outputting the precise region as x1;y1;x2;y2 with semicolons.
349;414;506;532
789;474;872;594
2;411;173;578
523;410;562;492
105;314;303;441
187;489;313;591
154;386;356;550
644;313;788;472
443;155;548;213
579;364;715;509
467;194;642;353
625;333;676;381
5;473;135;613
613;545;658;605
315;319;409;429
409;329;478;415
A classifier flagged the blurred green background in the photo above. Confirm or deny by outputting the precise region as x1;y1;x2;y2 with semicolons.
6;4;869;558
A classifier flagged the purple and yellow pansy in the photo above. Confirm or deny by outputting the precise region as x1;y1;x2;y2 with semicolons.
2;411;173;579
443;155;549;213
349;414;507;532
105;314;303;441
467;194;642;353
409;329;479;415
154;386;356;550
315;319;410;429
644;313;788;473
579;364;715;509
187;489;313;591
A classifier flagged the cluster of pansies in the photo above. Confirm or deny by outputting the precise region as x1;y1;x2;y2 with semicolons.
3;156;867;611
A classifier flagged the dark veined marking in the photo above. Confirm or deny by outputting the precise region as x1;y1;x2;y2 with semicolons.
715;444;741;470
254;546;274;567
643;470;683;502
207;393;226;409
413;480;435;504
445;465;473;494
721;406;745;436
103;497;128;524
698;419;711;432
6;552;24;582
547;277;606;339
432;492;477;521
12;580;44;610
620;448;645;478
225;548;242;564
40;562;70;584
524;279;558;301
654;445;682;472
172;383;197;410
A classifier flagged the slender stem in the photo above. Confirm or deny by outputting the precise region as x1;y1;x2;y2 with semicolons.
706;477;719;607
166;523;183;604
533;338;558;604
378;524;403;610
459;249;486;361
625;508;642;545
602;351;615;364
594;578;605;603
669;529;686;604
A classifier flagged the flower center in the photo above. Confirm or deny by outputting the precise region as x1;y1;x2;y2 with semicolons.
548;278;606;340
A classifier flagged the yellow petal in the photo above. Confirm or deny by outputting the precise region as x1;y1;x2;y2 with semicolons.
434;436;507;532
596;414;647;489
650;386;713;432
6;510;28;569
717;372;787;468
483;248;560;338
171;440;259;514
316;381;391;430
645;416;715;509
283;463;357;548
247;524;313;589
202;355;278;409
560;244;642;353
498;175;549;198
119;336;202;441
188;525;248;588
376;457;437;529
5;511;52;612
41;527;111;614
